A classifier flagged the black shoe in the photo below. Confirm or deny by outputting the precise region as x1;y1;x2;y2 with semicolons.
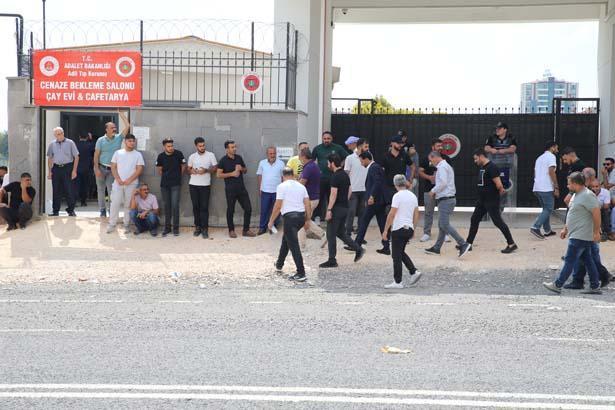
601;274;613;288
319;260;338;268
257;228;267;236
530;228;545;240
162;228;171;237
193;228;202;237
344;245;355;251
361;240;367;245
133;229;142;236
501;244;518;254
424;246;440;255
289;273;307;282
563;281;584;290
80;201;87;207
19;224;26;230
6;224;17;231
458;243;472;258
67;211;76;217
544;231;557;237
173;228;180;236
376;247;390;255
202;229;209;239
48;212;59;217
150;229;158;237
354;247;365;262
455;244;473;252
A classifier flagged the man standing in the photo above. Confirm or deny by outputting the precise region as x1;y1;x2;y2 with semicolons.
47;126;79;217
256;147;285;235
561;147;586;206
319;154;364;268
0;172;35;230
531;141;559;239
312;131;348;222
129;183;160;236
298;148;324;246
398;130;418;189
187;137;217;239
589;179;612;241
543;172;602;295
107;134;144;234
94;111;130;217
465;148;518;254
424;151;471;257
0;166;8;206
156;138;186;237
600;157;615;241
286;142;309;177
381;174;421;289
344;137;368;236
217;140;256;238
484;122;517;191
382;135;413;206
75;133;95;207
269;167;312;282
418;138;449;242
353;152;389;254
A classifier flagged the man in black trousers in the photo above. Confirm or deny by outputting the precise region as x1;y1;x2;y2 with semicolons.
319;154;364;268
47;126;79;216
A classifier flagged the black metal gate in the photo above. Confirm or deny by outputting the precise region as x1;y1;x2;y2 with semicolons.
331;98;599;207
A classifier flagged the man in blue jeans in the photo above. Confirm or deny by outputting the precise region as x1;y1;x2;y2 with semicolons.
256;147;284;235
543;172;602;294
155;138;186;237
531;141;559;239
129;183;160;236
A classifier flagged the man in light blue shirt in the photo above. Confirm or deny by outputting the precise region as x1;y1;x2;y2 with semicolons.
256;146;284;235
94;111;130;217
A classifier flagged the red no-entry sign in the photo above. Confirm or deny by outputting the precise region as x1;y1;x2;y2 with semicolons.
241;72;262;94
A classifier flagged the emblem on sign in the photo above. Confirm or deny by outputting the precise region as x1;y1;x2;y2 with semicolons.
241;71;262;94
116;56;136;78
39;56;60;77
439;133;461;158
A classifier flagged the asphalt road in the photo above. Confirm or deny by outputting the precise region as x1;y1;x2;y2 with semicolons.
1;270;614;409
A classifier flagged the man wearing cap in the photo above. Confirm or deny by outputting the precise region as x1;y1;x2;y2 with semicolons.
47;126;80;217
311;131;348;223
343;137;368;236
485;122;517;192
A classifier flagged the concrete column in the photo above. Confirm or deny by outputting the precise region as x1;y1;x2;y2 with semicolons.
598;1;615;158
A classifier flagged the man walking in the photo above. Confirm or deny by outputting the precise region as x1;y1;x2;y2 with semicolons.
75;133;95;207
353;152;389;254
94;111;130;217
286;142;309;177
319;154;364;268
543;172;602;295
129;183;160;236
531;141;559;239
312;131;348;222
465;148;518;253
0;172;35;230
298;148;324;247
107;134;144;234
424;151;471;257
269;167;312;282
156;138;186;237
418;138;449;242
187;137;217;239
344;137;368;236
561;147;586;206
257;147;284;235
217;140;256;238
47;126;79;217
382;135;413;206
381;174;421;289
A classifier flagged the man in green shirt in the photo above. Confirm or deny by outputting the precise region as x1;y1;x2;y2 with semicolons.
311;131;348;222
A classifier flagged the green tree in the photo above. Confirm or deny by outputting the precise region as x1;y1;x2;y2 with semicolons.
351;95;395;114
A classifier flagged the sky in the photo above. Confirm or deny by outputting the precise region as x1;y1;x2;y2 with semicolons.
0;0;599;129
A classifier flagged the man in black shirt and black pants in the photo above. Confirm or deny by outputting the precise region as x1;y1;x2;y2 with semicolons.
156;138;186;237
561;147;586;206
319;154;365;268
217;140;256;238
465;148;518;254
0;172;35;230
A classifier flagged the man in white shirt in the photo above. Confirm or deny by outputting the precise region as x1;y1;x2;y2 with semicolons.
589;179;612;241
107;134;144;234
268;167;312;282
187;137;217;239
531;141;560;239
601;157;615;241
257;147;285;235
382;174;422;289
344;137;369;237
424;151;471;257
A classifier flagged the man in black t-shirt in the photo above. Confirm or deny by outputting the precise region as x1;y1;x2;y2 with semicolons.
381;135;413;204
418;138;451;242
465;148;517;253
319;153;364;268
0;172;35;230
216;140;256;238
484;122;517;190
156;138;186;236
560;147;586;206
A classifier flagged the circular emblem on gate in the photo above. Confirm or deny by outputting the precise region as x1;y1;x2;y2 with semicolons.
439;133;461;158
116;56;136;78
39;56;60;77
241;72;262;94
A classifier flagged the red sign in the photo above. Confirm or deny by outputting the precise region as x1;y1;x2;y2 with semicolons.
241;72;262;94
33;50;142;107
439;133;461;158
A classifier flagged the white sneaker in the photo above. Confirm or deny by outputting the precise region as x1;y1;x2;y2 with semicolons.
420;234;431;242
106;225;116;234
407;271;422;286
444;235;451;243
384;282;404;289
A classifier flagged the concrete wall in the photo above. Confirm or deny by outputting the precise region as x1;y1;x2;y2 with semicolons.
7;77;306;227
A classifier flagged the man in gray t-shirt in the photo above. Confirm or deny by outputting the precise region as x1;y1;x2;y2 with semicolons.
543;171;602;294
